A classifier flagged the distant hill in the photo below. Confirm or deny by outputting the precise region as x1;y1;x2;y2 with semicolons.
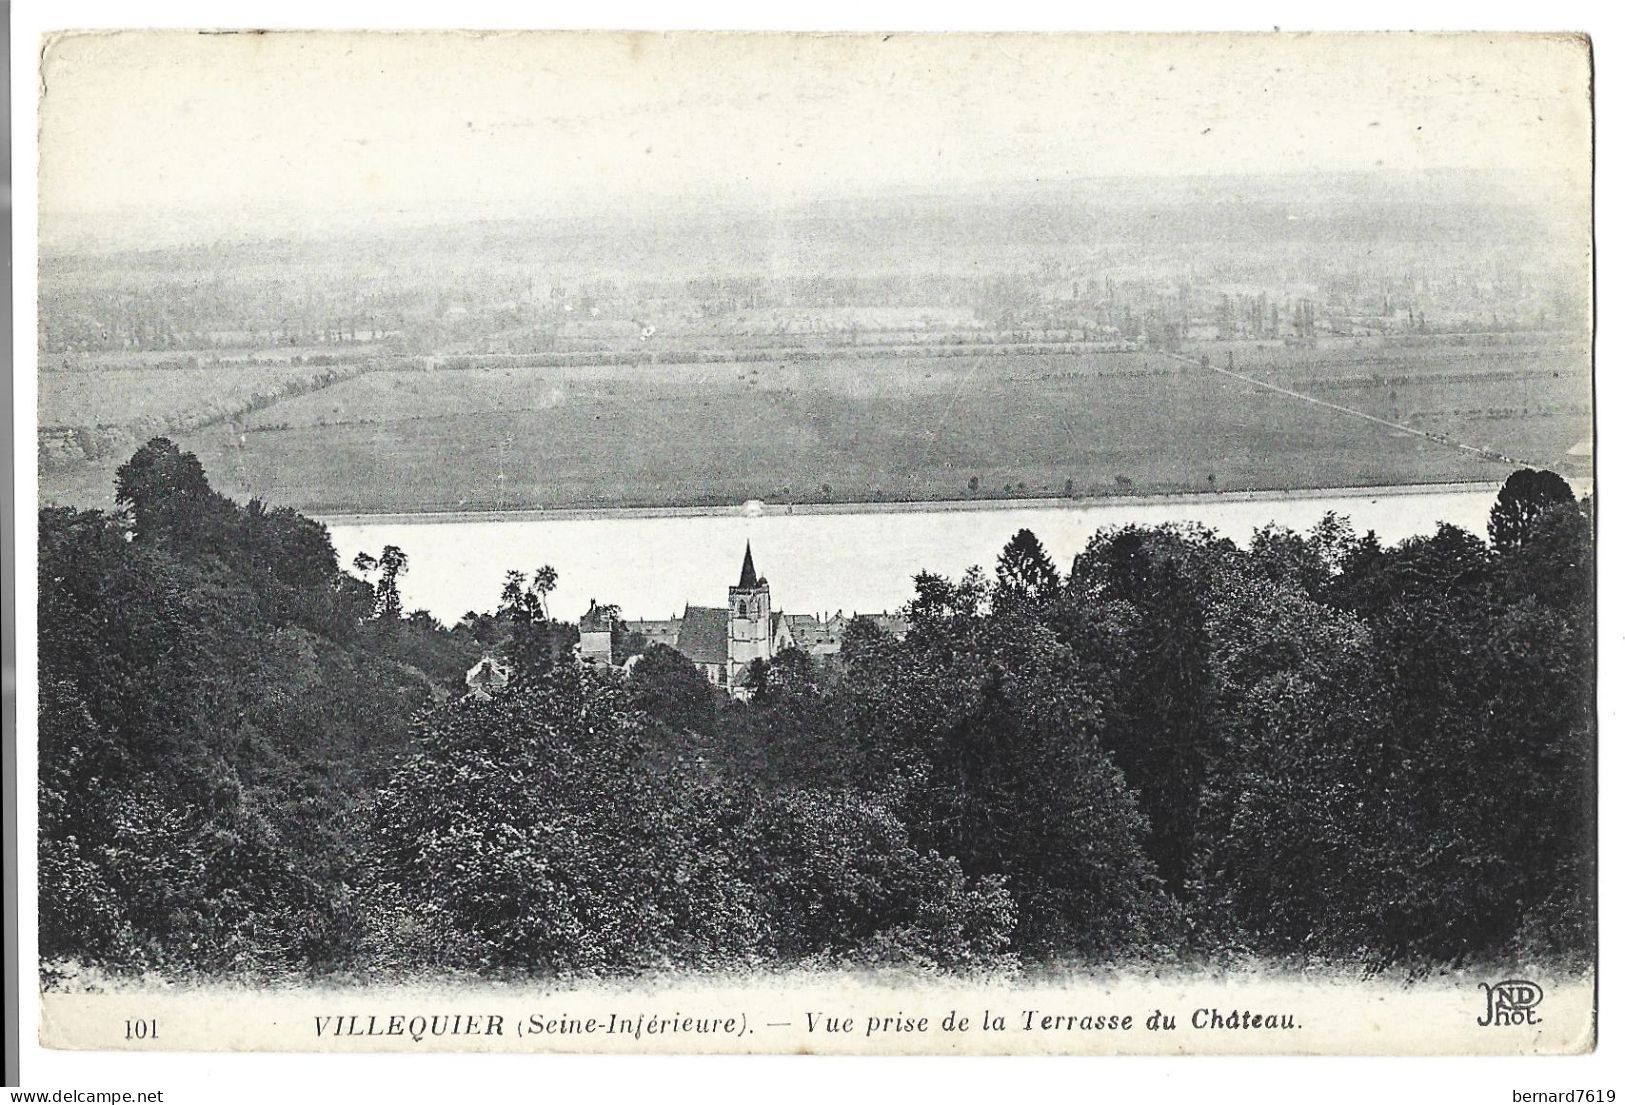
41;169;1573;280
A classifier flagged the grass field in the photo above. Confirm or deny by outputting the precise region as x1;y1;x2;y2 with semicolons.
36;341;1590;514
37;363;355;428
1213;335;1592;465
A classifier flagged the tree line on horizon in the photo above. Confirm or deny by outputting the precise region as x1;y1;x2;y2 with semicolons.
37;440;1594;982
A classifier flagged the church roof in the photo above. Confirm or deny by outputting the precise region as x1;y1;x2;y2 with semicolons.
676;605;729;665
737;542;760;589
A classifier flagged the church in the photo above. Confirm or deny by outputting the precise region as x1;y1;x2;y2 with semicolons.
578;543;904;698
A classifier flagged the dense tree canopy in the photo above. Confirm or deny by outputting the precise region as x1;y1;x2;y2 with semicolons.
361;664;1013;973
39;448;1595;979
39;441;482;977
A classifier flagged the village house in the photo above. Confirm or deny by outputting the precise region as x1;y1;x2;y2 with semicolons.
463;655;512;698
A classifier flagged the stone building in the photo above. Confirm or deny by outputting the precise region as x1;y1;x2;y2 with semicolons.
578;600;617;666
586;543;904;699
727;543;781;691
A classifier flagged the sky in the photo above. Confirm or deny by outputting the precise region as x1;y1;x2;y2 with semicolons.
37;30;1592;250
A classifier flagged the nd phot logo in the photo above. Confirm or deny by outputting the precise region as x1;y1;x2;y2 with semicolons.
1477;979;1544;1027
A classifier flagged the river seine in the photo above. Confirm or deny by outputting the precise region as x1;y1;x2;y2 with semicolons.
318;482;1553;626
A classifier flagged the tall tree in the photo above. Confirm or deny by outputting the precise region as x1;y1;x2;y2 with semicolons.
115;436;221;542
628;642;719;740
1489;468;1577;554
496;565;566;678
375;545;408;618
1065;523;1230;896
995;527;1060;603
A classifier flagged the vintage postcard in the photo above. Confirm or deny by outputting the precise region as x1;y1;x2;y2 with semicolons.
25;29;1594;1058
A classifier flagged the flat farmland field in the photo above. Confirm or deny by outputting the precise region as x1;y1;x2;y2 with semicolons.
40;343;1583;515
1216;335;1592;465
38;364;347;428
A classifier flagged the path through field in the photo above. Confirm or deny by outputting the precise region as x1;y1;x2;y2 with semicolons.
1166;351;1536;468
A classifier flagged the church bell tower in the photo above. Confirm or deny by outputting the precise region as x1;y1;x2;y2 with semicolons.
727;542;772;695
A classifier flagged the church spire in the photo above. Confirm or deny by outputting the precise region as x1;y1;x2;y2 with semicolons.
738;542;759;589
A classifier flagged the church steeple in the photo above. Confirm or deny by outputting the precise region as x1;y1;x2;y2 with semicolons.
728;542;771;697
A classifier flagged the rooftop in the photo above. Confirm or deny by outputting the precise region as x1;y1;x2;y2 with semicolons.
676;605;729;665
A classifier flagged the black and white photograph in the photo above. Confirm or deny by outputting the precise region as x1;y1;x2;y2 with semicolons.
16;24;1597;1067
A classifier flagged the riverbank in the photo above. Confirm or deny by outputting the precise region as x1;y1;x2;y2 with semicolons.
311;478;1551;528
